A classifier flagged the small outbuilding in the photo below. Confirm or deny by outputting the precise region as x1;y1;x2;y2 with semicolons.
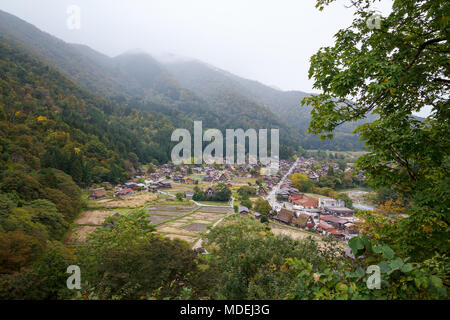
89;188;107;199
239;206;250;215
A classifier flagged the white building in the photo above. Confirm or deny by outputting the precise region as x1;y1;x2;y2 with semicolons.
318;197;345;208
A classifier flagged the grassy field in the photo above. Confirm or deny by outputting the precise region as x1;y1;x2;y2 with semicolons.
69;174;269;247
306;149;368;161
154;205;232;244
195;200;231;207
67;182;235;245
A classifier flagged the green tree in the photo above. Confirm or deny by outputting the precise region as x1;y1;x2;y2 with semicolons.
0;231;46;274
254;199;272;215
212;183;232;202
336;193;354;209
31;241;75;299
291;173;314;193
176;192;184;201
240;199;253;210
205;216;338;299
147;164;155;174
237;186;256;197
76;211;216;299
303;0;449;259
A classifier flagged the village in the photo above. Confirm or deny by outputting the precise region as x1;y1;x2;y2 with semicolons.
267;157;359;241
75;154;367;249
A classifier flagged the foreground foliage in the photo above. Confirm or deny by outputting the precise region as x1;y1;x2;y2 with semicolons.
75;212;217;300
206;217;448;300
304;0;449;260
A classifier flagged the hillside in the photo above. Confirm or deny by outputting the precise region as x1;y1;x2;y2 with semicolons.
0;8;374;162
0;36;178;184
0;11;304;152
163;59;369;150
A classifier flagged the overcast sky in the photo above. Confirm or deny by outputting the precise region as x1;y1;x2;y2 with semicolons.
0;0;396;92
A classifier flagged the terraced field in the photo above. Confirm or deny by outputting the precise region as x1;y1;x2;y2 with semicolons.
67;183;234;245
152;205;232;244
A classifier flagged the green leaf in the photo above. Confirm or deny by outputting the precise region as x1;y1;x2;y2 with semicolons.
356;267;366;277
389;257;404;271
360;236;373;252
400;263;413;273
378;261;391;274
348;236;365;256
381;246;394;259
430;276;443;288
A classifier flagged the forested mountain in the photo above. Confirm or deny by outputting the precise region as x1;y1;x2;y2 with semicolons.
0;36;178;182
0;10;369;153
163;59;373;150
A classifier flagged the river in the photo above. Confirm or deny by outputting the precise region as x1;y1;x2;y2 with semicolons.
344;190;375;211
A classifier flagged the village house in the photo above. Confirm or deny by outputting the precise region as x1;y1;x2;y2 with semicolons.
257;186;268;196
307;172;319;181
239;206;250;215
253;212;262;219
173;175;184;182
89;188;107;199
328;228;345;240
287;187;300;195
318;197;345;208
218;172;231;182
316;221;344;239
324;206;355;217
274;208;296;225
148;172;162;180
316;217;347;240
124;182;138;190
320;215;348;231
279;182;292;190
185;192;194;200
114;188;134;197
203;176;213;182
317;220;333;234
291;213;315;229
205;186;215;198
157;181;172;188
275;190;290;201
289;194;318;209
297;209;322;223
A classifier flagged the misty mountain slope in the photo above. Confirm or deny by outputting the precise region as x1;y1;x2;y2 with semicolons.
114;52;181;100
164;60;290;125
162;59;305;146
0;35;184;186
111;52;222;125
163;59;309;126
164;59;368;150
0;9;367;151
0;11;230;134
0;10;146;99
110;52;305;148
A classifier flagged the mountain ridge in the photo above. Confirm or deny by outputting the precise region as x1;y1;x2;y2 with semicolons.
0;9;366;152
